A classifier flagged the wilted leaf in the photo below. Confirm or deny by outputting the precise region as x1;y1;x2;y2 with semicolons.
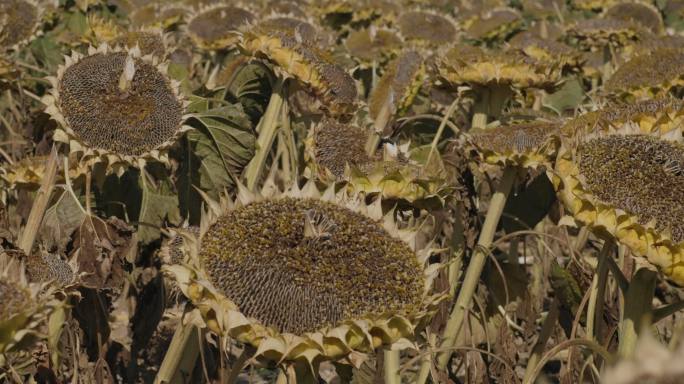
178;103;255;223
543;77;585;115
138;173;181;244
502;173;556;233
40;188;87;251
30;37;63;71
225;62;272;125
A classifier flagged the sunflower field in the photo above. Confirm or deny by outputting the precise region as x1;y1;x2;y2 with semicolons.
1;0;684;383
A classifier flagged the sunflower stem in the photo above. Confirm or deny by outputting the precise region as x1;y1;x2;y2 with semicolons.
523;298;559;384
383;348;401;384
619;267;657;358
436;165;517;371
225;347;252;384
586;239;613;342
426;96;459;167
19;145;58;254
366;99;392;156
244;78;285;190
155;323;200;384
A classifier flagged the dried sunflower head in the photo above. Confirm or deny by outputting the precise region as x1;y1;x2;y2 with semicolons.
397;10;458;47
603;1;664;34
567;18;643;49
438;44;561;90
570;0;618;11
43;45;189;173
0;155;87;190
0;257;62;368
368;50;424;120
604;49;684;101
469;120;561;168
509;33;581;68
110;29;166;58
344;27;403;66
187;4;255;50
305;118;374;182
464;7;523;42
163;182;445;377
255;15;320;46
555;101;684;283
240;24;357;116
0;0;41;52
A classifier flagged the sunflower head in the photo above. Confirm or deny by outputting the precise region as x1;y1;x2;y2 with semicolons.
509;33;581;68
187;4;255;50
368;50;424;120
43;45;188;172
604;49;684;101
555;101;684;284
240;25;357;116
603;1;663;34
438;44;561;90
0;258;60;363
0;0;40;52
567;18;643;48
570;0;618;11
397;10;458;47
110;29;166;58
344;27;403;66
163;183;444;376
469;120;561;168
464;7;523;42
305;119;374;182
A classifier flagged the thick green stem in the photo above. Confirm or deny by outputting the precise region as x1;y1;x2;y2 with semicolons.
523;299;559;384
383;349;401;384
619;268;657;357
471;87;490;130
436;166;517;370
244;79;285;190
155;323;200;384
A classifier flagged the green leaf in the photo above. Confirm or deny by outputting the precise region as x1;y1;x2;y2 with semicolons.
178;103;255;223
543;77;585;115
30;37;63;71
66;11;88;36
225;61;272;125
137;172;181;244
502;172;556;233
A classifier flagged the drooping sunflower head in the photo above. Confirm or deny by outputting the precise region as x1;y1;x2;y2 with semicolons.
603;1;664;34
561;98;684;140
0;0;41;52
0;258;59;360
44;45;188;172
509;33;581;68
438;44;562;90
256;16;319;46
397;10;458;47
164;183;444;374
187;3;256;50
570;0;618;11
555;101;684;283
240;24;358;116
469;120;561;168
344;27;403;66
305;118;374;181
368;50;424;120
567;18;643;48
604;49;684;101
110;29;167;58
464;7;523;42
